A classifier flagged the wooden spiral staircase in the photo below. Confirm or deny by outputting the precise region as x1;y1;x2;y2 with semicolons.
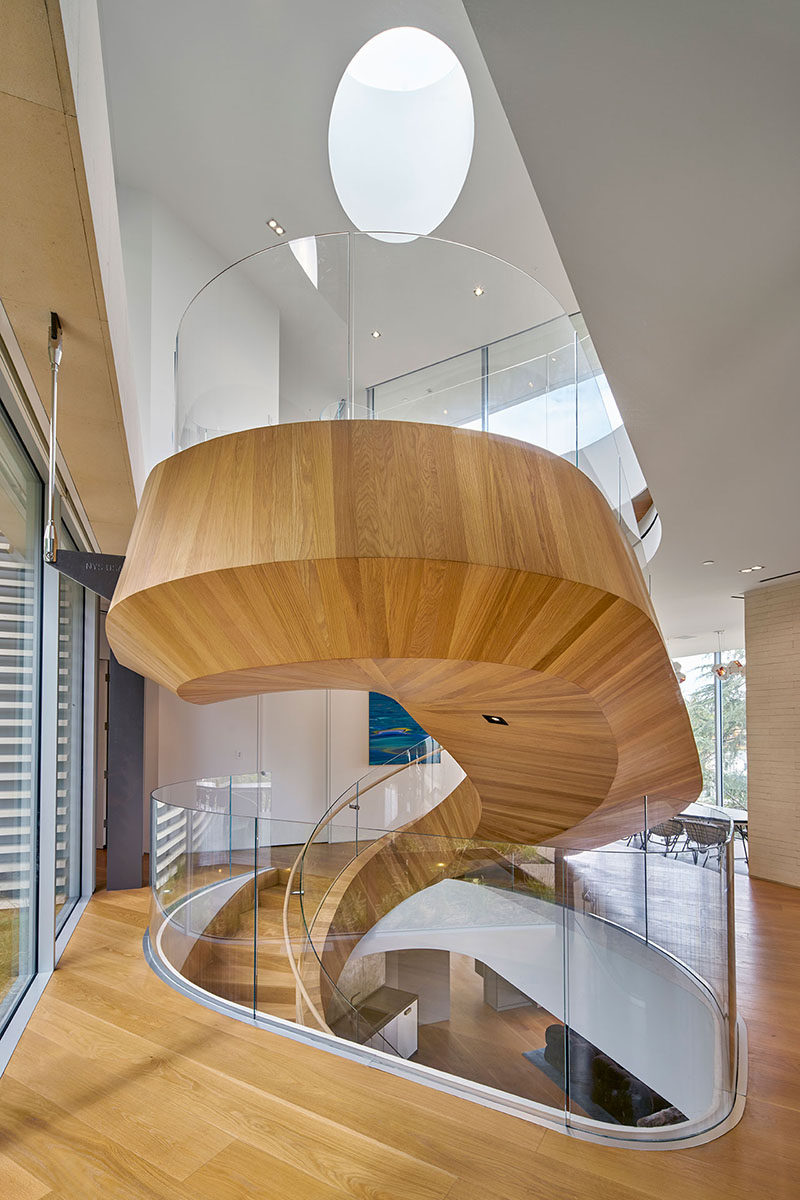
108;421;702;1031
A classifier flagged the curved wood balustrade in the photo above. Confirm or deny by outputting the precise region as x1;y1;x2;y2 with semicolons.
108;420;701;849
297;775;483;1024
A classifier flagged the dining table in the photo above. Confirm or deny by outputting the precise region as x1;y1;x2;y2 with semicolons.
679;801;748;860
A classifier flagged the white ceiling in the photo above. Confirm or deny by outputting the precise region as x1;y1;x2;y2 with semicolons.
95;0;799;653
463;0;800;653
96;0;575;311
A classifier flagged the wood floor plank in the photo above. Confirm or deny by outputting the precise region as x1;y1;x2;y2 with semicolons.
185;1138;433;1200
0;1076;200;1200
13;987;456;1200
537;1094;797;1200
1;873;798;1199
39;923;551;1188
0;1150;51;1200
4;1028;235;1182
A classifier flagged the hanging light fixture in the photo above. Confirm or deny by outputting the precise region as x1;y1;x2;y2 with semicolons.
712;630;727;678
710;631;746;679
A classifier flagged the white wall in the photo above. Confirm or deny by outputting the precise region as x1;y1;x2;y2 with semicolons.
329;690;370;803
148;684;453;850
59;0;146;495
117;188;280;473
259;690;327;827
153;687;374;830
157;688;259;784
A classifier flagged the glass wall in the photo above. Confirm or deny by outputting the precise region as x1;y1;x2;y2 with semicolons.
55;530;84;930
0;408;42;1032
721;652;747;805
0;375;96;1050
679;651;747;807
681;653;716;802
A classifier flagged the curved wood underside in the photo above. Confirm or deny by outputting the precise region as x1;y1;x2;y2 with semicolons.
107;421;701;847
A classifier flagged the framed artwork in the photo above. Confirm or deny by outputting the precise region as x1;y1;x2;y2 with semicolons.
368;692;440;765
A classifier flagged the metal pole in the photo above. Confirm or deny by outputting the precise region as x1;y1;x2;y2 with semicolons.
480;344;489;431
725;833;738;1087
714;648;724;805
573;330;579;467
346;234;355;416
44;313;62;563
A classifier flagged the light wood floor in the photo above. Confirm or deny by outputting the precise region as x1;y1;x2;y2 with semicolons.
413;953;566;1110
0;875;797;1198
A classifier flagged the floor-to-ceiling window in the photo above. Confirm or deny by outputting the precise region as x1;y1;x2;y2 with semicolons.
680;650;747;807
0;407;42;1033
54;530;84;930
0;361;98;1059
720;651;747;805
681;653;716;802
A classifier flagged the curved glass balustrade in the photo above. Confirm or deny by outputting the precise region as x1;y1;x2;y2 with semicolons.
150;232;733;1142
146;745;741;1147
174;233;658;562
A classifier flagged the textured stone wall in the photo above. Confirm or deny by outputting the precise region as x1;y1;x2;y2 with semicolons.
745;578;800;887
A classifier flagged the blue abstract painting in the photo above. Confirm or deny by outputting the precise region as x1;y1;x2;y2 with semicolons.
368;692;440;765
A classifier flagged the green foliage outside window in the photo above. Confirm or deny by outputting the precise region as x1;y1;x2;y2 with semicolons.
682;650;747;808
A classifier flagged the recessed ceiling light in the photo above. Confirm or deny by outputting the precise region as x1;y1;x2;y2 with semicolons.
371;329;382;339
482;714;508;725
473;286;484;297
702;560;715;566
751;565;765;571
442;409;448;415
267;218;285;235
739;567;754;574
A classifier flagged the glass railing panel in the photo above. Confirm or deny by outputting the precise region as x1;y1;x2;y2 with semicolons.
486;316;577;457
229;773;271;820
175;232;566;444
643;827;736;1131
176;233;350;450
288;806;736;1139
147;771;737;1142
616;453;640;545
172;230;657;567
297;829;568;1104
642;817;731;1012
328;743;459;842
351;234;562;425
561;846;655;1129
149;797;258;1014
575;334;617;507
371;348;483;427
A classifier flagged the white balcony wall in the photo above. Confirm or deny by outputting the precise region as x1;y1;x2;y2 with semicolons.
117;189;280;474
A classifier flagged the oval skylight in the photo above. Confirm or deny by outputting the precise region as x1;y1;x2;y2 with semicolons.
329;27;474;242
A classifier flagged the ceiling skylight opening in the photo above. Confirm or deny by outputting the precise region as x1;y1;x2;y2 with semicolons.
329;27;474;242
346;26;459;91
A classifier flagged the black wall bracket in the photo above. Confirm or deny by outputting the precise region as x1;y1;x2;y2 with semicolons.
49;549;125;602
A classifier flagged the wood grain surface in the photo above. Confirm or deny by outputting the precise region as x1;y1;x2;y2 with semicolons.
0;875;796;1197
107;421;701;845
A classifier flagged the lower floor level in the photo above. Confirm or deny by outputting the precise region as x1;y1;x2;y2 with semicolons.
0;873;796;1199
